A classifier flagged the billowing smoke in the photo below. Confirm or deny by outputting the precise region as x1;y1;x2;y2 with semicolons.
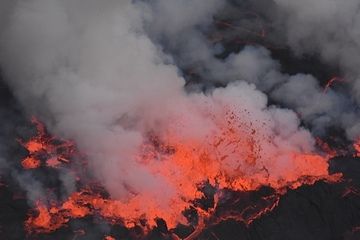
269;0;360;139
0;0;354;226
142;0;360;140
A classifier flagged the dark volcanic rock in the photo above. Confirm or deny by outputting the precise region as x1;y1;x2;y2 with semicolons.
1;68;360;239
196;157;360;240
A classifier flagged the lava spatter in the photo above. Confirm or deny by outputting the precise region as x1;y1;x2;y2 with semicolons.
23;116;341;237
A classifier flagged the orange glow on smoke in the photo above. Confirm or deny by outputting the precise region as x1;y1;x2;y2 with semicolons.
24;113;341;235
137;109;332;196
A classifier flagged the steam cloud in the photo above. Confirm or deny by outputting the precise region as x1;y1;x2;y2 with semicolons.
0;0;358;223
144;0;360;139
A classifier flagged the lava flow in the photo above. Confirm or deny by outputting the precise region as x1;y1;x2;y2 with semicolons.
19;117;75;170
22;110;342;238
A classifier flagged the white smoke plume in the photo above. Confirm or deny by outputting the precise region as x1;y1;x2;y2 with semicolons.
0;0;340;223
142;0;360;140
271;0;360;138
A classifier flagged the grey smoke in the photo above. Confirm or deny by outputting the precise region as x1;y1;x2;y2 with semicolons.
0;0;356;224
142;0;360;140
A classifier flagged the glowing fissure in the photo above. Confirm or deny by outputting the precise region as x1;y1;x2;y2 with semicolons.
323;76;345;93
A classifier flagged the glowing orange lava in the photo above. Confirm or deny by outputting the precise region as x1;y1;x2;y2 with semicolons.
25;202;67;234
104;236;115;240
26;188;187;234
24;114;341;235
19;117;75;169
21;157;41;169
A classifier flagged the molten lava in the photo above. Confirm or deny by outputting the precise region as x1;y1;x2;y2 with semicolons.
22;112;342;238
354;139;360;157
25;202;67;234
19;117;75;169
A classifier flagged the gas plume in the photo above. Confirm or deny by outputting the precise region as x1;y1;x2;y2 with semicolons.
0;0;352;230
